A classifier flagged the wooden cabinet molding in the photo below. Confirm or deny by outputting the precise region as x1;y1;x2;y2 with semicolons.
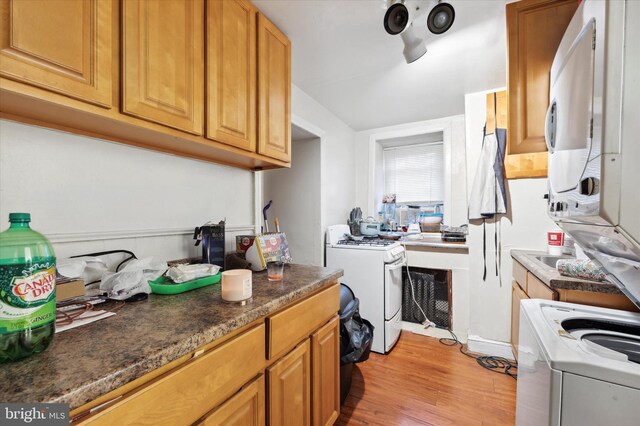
122;0;204;134
257;13;291;163
505;0;578;179
0;0;112;107
207;0;257;152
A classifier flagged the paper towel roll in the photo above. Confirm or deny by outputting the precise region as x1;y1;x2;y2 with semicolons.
556;259;608;282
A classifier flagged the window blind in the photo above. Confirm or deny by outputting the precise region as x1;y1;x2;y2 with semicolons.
383;142;444;204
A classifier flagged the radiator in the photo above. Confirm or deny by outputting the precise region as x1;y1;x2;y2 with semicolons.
402;267;451;328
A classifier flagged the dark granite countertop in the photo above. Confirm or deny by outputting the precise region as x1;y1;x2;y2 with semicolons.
0;265;342;409
511;249;622;294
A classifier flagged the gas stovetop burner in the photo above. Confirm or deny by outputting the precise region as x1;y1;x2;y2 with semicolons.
337;238;396;247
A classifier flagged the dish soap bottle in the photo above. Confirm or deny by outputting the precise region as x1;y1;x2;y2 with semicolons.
0;213;56;362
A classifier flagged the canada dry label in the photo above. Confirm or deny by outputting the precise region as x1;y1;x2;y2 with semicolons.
0;262;56;333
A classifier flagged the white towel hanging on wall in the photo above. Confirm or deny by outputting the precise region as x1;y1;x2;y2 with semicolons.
469;132;506;220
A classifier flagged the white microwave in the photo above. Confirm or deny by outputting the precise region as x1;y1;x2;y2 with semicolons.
546;0;640;307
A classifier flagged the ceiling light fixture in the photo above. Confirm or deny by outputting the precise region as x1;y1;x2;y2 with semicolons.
383;0;456;63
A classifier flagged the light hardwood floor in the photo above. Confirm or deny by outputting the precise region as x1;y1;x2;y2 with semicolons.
337;332;517;426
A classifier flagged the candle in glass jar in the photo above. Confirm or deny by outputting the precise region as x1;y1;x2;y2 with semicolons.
221;269;252;302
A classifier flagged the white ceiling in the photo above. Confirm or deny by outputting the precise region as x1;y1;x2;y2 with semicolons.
254;0;507;131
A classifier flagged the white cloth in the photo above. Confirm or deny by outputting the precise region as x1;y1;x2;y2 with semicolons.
469;133;506;219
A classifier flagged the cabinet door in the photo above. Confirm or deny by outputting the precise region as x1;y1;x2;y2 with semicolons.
511;281;528;359
0;0;112;107
196;375;265;426
122;0;204;134
207;0;256;152
505;0;578;178
257;14;291;162
311;317;340;426
268;340;310;426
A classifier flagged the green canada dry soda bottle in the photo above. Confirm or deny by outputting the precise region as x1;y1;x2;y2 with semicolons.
0;213;56;362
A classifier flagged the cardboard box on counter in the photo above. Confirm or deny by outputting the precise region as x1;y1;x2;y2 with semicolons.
56;279;86;301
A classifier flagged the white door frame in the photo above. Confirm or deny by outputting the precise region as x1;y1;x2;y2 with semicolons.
254;114;327;265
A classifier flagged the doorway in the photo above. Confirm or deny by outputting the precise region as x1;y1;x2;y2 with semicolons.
262;123;323;266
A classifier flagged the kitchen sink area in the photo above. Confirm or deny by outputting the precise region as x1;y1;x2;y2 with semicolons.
533;254;574;269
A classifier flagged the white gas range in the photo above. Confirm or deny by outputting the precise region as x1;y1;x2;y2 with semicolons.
325;224;405;354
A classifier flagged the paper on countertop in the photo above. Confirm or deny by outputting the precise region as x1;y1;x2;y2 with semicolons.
55;310;116;333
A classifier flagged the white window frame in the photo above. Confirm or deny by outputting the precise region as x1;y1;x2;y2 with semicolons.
365;115;467;227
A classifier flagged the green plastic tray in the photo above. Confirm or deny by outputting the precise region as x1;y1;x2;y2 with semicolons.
149;272;221;295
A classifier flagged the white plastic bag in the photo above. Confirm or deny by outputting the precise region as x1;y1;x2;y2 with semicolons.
100;257;167;300
57;257;108;283
166;264;220;283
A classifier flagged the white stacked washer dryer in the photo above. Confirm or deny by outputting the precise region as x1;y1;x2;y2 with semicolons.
325;225;405;354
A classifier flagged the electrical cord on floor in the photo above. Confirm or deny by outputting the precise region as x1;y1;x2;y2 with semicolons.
399;243;516;379
439;329;518;379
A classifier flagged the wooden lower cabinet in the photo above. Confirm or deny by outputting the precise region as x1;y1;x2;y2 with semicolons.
312;317;340;426
73;283;340;426
196;375;265;426
268;340;311;426
511;281;529;358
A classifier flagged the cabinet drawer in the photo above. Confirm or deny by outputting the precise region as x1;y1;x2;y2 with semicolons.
195;374;265;426
512;260;527;291
82;324;266;425
526;272;557;300
267;283;339;360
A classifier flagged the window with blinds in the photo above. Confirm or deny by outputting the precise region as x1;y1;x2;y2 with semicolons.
383;142;444;204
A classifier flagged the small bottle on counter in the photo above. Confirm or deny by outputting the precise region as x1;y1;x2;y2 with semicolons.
0;213;56;362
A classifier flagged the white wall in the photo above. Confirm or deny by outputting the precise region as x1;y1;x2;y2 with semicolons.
263;137;322;265
354;115;468;227
0;119;255;260
291;85;356;230
351;93;556;351
465;89;556;344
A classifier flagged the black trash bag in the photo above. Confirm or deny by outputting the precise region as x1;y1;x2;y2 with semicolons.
339;285;374;365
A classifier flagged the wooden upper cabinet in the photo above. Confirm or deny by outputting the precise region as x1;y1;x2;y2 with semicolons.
258;13;291;163
122;0;204;135
505;0;578;179
207;0;257;152
0;0;112;107
268;340;311;426
311;317;340;426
